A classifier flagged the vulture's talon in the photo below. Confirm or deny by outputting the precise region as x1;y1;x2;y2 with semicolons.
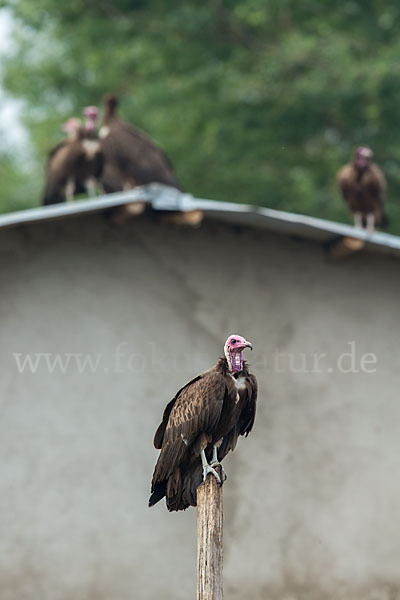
210;461;227;482
202;464;221;484
220;466;227;483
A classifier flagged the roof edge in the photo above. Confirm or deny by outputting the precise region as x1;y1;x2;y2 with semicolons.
0;184;400;256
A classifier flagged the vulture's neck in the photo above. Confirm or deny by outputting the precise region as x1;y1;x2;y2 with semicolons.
218;356;246;376
355;165;369;182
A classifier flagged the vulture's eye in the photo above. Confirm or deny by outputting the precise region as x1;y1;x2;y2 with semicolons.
231;339;236;344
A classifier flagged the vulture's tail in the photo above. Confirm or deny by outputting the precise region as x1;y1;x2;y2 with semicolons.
148;481;166;508
148;462;204;511
166;462;204;511
149;467;190;511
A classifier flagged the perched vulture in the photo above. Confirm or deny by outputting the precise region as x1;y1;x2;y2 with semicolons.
99;95;181;193
42;108;103;205
149;335;257;512
337;146;387;231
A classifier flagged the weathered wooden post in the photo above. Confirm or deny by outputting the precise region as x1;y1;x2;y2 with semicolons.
196;467;223;600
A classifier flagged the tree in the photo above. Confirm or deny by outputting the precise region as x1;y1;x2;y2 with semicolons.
1;0;400;232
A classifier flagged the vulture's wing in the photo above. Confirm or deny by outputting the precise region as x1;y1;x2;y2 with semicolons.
366;164;386;205
337;165;355;205
153;375;202;449
152;372;227;483
42;142;84;205
46;140;68;166
217;373;257;461
102;119;181;189
239;374;258;436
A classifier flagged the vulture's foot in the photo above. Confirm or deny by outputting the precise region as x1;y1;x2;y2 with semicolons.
353;212;363;229
366;213;375;233
202;464;221;485
210;460;227;482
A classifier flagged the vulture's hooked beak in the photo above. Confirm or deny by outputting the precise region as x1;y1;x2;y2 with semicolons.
244;341;253;351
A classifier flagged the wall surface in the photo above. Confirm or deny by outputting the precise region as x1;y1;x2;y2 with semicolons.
1;214;400;600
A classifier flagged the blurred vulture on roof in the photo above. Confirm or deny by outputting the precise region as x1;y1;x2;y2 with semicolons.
99;95;181;193
337;147;387;232
42;108;104;206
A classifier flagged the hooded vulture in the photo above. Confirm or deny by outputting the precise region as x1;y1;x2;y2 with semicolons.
337;146;387;231
149;334;257;511
42;108;103;205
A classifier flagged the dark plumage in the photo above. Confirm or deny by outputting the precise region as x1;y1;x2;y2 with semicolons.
99;95;181;193
149;335;257;511
337;146;387;231
42;123;103;206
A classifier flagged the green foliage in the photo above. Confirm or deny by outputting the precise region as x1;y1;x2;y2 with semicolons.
1;0;400;233
0;152;36;211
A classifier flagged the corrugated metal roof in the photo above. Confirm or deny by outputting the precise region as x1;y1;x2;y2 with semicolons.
1;183;400;258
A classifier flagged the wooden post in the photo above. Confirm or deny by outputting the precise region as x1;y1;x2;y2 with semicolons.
197;467;223;600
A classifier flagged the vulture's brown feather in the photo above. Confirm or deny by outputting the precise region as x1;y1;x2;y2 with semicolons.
100;95;181;193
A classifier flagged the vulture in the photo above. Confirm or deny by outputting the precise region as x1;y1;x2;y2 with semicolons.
149;334;257;512
99;95;181;193
42;107;103;205
337;146;387;231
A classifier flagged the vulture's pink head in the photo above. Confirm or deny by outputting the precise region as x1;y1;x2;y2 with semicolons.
83;106;99;130
62;118;82;135
224;334;252;373
355;146;373;169
84;106;99;119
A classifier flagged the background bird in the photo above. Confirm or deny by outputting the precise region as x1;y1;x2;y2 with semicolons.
79;106;104;198
99;95;181;194
42;118;83;205
42;109;103;205
149;335;257;512
337;146;387;232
